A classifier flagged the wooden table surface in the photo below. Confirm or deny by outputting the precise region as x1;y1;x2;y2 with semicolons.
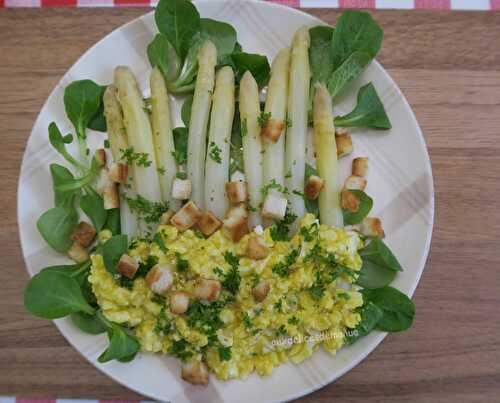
1;7;500;403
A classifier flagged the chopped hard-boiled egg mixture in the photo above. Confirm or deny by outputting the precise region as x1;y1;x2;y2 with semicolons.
89;214;364;382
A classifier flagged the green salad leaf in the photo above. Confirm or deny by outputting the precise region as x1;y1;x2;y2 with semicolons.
37;206;78;253
345;301;383;344
335;83;391;130
362;287;415;332
102;234;128;275
309;25;335;85
181;95;193;128
331;11;383;72
87;85;108;132
147;33;181;83
342;189;373;225
172;127;189;165
24;270;94;319
357;237;403;289
230;52;271;88
80;192;107;232
50;164;80;209
98;319;140;363
71;312;107;335
327;51;372;99
103;208;121;235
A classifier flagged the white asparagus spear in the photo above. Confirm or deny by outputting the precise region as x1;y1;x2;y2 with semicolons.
187;41;217;209
313;83;343;227
114;66;162;204
239;71;263;228
103;85;138;238
285;27;310;231
150;67;180;210
262;48;290;191
204;66;235;219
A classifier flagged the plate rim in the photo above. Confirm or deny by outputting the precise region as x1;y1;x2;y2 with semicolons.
17;1;435;402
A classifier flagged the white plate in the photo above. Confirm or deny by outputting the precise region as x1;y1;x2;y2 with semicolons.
17;1;434;402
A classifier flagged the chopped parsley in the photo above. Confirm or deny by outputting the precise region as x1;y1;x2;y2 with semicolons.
175;252;189;272
261;179;289;198
285;117;292;128
208;141;222;164
269;208;298;242
272;248;300;278
308;272;326;300
285;169;292;179
242;312;252;329
169;339;194;362
274;299;283;313
126;195;169;224
120;147;152;167
299;223;319;242
186;300;226;344
154;306;173;334
288;316;299;325
157;166;166;175
103;139;110;149
276;324;287;337
176;171;188;180
213;267;224;277
250;272;260;288
222;252;241;294
257;111;272;128
153;232;168;253
218;346;232;361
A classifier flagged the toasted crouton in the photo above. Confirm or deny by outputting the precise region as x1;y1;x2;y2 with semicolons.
335;127;348;135
359;217;385;238
103;184;120;209
117;254;139;279
171;178;192;200
194;279;221;302
96;168;114;194
170;291;190;315
145;264;174;295
261;190;287;220
108;163;128;184
225;181;248;204
252;281;270;302
352;157;369;177
222;204;249;242
341;189;360;212
336;133;353;157
71;221;96;248
304;175;324;200
171;201;202;231
198;211;222;237
246;234;269;260
261;119;285;143
94;149;107;167
67;242;89;263
344;175;367;191
159;210;175;225
181;360;209;385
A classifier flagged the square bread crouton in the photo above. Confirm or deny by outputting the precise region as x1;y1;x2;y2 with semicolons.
225;181;248;204
260;119;285;143
344;175;367;191
159;210;175;225
117;254;139;279
171;200;202;231
181;361;209;385
71;221;96;248
246;234;269;260
336;133;353;157
170;291;190;315
198;211;222;237
261;191;287;220
352;157;369;177
304;175;324;200
341;189;360;213
252;281;270;302
67;242;89;263
222;204;249;242
108;163;128;184
94;149;107;167
146;264;174;294
103;184;120;209
171;178;192;200
359;217;385;238
194;279;221;302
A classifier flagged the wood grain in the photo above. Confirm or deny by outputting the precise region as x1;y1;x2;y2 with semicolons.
1;8;500;403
